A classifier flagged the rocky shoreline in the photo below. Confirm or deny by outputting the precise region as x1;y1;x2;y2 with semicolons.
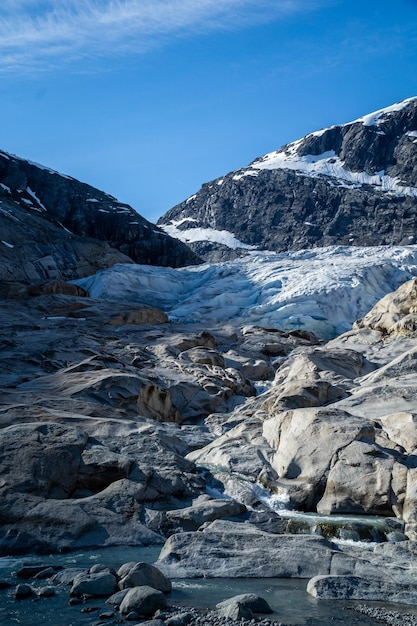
353;606;417;626
0;558;284;626
3;556;417;626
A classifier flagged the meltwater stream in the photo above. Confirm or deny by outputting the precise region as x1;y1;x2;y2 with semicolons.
1;545;417;626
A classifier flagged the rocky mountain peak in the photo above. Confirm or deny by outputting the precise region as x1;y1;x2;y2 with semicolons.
158;97;417;261
0;150;201;286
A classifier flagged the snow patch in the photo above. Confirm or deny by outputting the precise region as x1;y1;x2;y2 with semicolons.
26;187;47;211
86;198;99;202
0;183;11;193
1;240;14;248
232;170;259;181
352;97;416;127
161;223;257;250
57;221;72;233
169;217;198;227
249;148;417;198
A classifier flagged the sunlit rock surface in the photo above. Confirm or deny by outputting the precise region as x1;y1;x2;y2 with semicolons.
2;245;417;606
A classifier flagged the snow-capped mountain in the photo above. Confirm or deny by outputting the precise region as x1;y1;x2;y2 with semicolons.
158;97;417;260
0;150;200;284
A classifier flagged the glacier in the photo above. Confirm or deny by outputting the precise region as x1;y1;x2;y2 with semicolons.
75;244;417;340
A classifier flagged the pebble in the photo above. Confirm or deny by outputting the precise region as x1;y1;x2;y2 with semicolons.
353;605;417;626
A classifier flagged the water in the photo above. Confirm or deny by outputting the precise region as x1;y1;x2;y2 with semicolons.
1;546;416;626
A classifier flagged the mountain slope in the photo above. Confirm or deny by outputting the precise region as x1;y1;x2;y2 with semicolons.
158;97;417;259
0;150;200;285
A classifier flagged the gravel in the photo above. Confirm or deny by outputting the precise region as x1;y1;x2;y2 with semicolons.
353;605;417;626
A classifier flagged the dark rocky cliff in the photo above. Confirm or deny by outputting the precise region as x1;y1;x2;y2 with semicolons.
158;97;417;260
0;151;200;284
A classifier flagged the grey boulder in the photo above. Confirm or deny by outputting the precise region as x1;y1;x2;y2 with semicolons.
216;601;253;621
307;575;417;605
119;562;172;593
70;571;117;597
119;585;167;616
216;593;273;613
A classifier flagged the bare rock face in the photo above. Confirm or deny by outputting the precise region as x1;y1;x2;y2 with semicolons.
0;422;88;499
108;308;169;325
354;276;417;335
0;286;320;554
186;278;417;529
2;258;417;575
158;98;417;260
0;149;200;283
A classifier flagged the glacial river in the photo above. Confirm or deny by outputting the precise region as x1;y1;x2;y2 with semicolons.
2;545;417;626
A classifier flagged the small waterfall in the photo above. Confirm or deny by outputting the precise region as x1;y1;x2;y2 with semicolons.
202;466;405;543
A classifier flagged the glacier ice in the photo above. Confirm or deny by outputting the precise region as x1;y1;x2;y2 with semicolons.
75;244;417;340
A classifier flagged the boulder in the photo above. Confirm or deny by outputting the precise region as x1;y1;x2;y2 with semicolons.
307;574;417;605
53;568;88;585
379;412;417;452
156;530;345;579
316;440;402;516
216;593;273;613
262;407;375;509
106;588;130;606
14;583;35;599
119;586;167;616
261;347;362;411
119;562;172;593
70;571;118;597
37;586;55;597
164;611;195;626
164;497;246;532
16;564;59;579
216;601;253;620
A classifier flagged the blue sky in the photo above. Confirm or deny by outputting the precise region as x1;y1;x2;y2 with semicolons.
0;0;416;223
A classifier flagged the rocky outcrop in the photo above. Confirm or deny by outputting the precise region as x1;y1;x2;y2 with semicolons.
159;98;417;260
354;276;417;335
0;149;200;284
307;575;417;605
3;248;417;615
186;277;417;536
0;283;321;554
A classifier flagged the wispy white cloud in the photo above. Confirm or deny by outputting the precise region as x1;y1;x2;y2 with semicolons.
0;0;332;73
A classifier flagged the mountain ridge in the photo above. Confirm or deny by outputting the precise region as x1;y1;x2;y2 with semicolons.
0;149;201;286
158;97;417;260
